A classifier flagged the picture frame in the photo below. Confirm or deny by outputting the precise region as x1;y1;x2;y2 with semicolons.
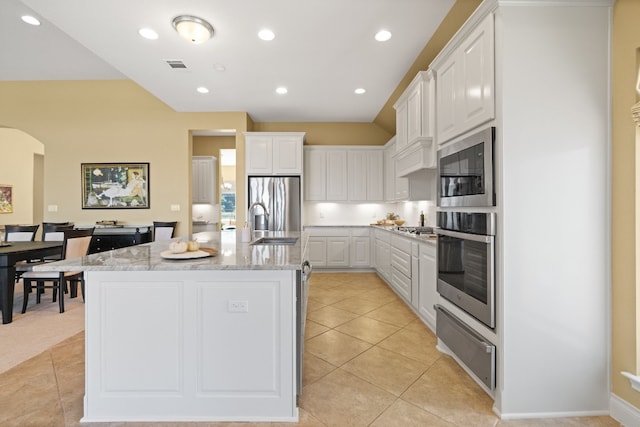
0;185;13;213
81;163;149;209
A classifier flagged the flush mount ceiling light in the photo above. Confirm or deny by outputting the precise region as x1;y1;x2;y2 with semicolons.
172;15;214;44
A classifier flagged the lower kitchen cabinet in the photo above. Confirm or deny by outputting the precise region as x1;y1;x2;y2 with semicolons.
373;226;437;332
305;227;371;269
374;229;391;280
418;242;437;331
390;234;412;301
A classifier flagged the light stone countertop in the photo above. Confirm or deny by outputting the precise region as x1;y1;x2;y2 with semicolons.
370;224;437;245
34;230;307;272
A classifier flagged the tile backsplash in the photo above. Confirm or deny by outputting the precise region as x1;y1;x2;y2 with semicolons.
303;201;435;227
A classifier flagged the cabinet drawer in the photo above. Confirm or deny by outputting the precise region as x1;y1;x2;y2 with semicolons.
391;234;412;254
391;248;411;277
391;267;411;300
351;227;370;237
374;228;392;243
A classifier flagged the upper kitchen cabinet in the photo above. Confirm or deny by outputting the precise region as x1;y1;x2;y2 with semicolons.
432;13;494;145
393;70;437;176
192;156;217;204
244;132;305;175
304;146;382;202
347;150;384;202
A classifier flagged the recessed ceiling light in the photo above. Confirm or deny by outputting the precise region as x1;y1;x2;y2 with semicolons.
213;64;226;72
276;87;288;95
375;30;392;42
21;15;40;26
197;87;209;94
355;88;366;95
258;29;275;41
138;28;158;40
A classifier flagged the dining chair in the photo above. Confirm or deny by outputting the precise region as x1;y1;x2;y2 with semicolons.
4;224;39;242
5;224;41;282
41;223;75;261
153;221;177;241
20;228;95;314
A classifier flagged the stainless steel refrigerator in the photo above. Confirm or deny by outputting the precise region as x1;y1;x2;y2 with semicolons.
247;176;301;231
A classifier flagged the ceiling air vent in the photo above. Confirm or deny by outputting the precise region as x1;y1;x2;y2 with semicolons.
165;60;187;69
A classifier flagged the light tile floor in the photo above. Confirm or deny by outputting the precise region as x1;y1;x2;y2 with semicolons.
0;272;622;426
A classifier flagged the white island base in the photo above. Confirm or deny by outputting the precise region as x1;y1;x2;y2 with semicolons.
81;269;298;423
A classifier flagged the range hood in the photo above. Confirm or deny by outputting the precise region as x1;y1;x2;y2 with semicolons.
394;138;435;177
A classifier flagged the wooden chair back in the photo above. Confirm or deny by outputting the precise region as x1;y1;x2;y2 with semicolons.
153;221;177;241
5;224;39;242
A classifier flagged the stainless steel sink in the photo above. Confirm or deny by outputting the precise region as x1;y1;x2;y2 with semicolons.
250;237;298;245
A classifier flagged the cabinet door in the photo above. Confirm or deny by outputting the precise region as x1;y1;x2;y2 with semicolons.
192;157;215;204
459;14;494;133
273;136;302;174
307;237;327;267
383;145;395;201
326;237;349;267
406;83;423;144
304;150;326;201
326;151;348;201
246;136;273;174
367;150;384;201
347;151;368;201
395;101;408;153
351;236;370;268
436;53;458;144
375;239;392;281
419;243;437;331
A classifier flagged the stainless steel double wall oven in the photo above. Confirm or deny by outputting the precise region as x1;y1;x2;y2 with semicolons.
435;126;497;391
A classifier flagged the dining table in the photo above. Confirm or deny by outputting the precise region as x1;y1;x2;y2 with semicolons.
0;241;63;324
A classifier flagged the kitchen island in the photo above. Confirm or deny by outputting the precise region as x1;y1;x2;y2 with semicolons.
36;230;308;423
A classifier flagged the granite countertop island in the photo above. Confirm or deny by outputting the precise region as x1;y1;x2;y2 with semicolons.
43;231;308;424
38;230;307;272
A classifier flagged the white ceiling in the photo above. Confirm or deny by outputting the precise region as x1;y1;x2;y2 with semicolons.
1;0;455;122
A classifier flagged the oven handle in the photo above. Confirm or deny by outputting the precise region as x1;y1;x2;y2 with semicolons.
435;228;493;243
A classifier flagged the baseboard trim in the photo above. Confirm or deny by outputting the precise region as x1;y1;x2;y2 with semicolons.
610;393;640;426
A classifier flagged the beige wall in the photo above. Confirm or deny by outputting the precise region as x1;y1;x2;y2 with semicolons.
252;122;392;146
0;80;250;237
612;0;640;408
0;128;44;227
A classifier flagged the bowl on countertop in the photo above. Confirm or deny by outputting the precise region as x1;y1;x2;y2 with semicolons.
394;220;405;226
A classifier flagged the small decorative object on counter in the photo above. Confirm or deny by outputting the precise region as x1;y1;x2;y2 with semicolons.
169;241;188;254
419;211;425;227
241;222;251;242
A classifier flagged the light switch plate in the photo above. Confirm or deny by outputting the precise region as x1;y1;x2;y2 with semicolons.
170;204;180;211
47;205;58;212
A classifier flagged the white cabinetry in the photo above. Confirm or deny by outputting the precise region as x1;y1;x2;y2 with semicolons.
350;228;371;268
393;71;437;176
427;1;610;417
347;150;383;201
192;156;216;204
245;132;305;175
383;138;434;202
390;234;412;301
304;147;382;202
306;227;371;269
432;14;494;145
418;242;437;331
373;228;391;281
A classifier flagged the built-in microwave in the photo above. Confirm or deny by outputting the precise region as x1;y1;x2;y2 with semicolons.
437;127;495;207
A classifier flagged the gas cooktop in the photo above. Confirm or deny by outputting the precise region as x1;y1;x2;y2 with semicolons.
396;226;434;235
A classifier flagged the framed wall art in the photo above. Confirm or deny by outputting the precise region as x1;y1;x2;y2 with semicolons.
0;185;13;213
81;163;149;209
